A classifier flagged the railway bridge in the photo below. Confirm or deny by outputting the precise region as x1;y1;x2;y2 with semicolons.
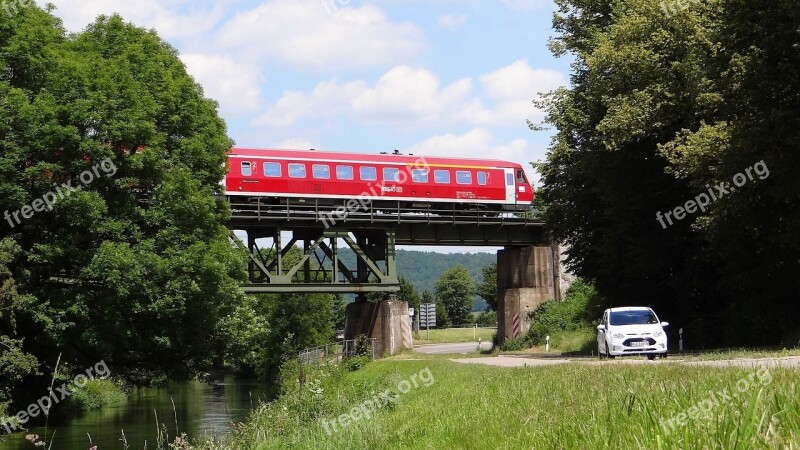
227;198;562;356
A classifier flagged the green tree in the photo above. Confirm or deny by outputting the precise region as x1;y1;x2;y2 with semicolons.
260;293;336;384
398;276;421;309
434;265;476;326
476;262;497;311
539;0;725;344
0;239;39;419
0;9;246;384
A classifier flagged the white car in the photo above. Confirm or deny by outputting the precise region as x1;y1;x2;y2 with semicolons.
597;307;669;360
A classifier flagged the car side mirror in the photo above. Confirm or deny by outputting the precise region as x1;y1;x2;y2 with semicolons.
661;322;669;327
597;324;606;331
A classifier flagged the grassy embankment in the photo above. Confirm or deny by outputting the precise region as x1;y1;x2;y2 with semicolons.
412;327;495;345
203;357;800;449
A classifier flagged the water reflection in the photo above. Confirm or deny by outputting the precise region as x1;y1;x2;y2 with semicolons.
0;377;268;450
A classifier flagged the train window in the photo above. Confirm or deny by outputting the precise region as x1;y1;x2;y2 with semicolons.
360;166;377;181
477;171;488;185
517;170;527;183
411;169;428;183
383;167;401;182
313;164;331;179
456;171;472;185
506;173;514;186
263;162;281;177
434;169;450;184
288;163;306;178
336;165;354;180
241;162;253;176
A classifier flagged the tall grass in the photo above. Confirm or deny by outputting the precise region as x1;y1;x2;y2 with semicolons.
203;359;800;449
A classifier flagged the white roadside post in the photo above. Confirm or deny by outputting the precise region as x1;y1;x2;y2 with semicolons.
546;335;550;352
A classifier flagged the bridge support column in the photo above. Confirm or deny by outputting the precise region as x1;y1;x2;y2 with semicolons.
497;245;562;344
344;298;412;357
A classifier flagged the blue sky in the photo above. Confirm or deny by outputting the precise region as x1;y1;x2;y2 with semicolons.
46;0;570;252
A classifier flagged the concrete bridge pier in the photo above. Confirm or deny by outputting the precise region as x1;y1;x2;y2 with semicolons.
344;296;413;357
497;245;563;344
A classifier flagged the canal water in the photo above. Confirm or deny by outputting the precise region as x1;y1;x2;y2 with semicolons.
0;377;268;449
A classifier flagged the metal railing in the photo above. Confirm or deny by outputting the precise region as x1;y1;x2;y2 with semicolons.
298;338;377;365
227;197;546;225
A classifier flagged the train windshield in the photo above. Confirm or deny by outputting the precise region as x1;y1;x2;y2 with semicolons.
517;170;527;184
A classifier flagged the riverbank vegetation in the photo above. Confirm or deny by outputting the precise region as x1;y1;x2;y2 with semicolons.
202;358;800;449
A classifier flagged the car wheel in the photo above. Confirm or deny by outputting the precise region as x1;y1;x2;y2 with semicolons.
647;354;657;361
605;343;615;359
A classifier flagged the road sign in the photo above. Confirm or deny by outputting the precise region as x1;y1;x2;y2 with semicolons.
419;303;437;328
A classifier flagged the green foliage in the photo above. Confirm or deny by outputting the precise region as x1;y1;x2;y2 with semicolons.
540;0;800;346
398;276;421;309
352;334;372;357
0;8;246;386
434;300;451;329
526;279;600;345
434;265;476;326
498;336;530;352
207;360;800;450
67;379;127;412
474;310;497;327
341;355;370;372
260;293;337;385
476;262;497;311
0;238;39;415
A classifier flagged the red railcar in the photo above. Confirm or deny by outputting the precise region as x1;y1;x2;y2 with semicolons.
225;148;534;212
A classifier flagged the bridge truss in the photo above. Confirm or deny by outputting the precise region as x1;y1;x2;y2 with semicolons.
226;197;546;294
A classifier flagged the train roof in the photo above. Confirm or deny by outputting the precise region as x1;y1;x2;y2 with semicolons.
229;147;525;169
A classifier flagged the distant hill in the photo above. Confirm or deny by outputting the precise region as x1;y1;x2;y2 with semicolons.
337;248;495;311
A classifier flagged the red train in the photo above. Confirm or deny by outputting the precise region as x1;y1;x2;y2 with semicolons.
225;148;534;212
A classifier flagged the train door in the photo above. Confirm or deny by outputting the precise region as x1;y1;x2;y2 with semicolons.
504;168;516;206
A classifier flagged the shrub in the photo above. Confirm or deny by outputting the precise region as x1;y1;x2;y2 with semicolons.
499;336;532;351
475;310;497;327
526;279;600;345
342;355;371;372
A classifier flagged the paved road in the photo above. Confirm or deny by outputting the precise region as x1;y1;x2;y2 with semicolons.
414;342;493;354
450;355;800;369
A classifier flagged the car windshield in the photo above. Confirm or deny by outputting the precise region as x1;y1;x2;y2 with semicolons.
609;310;658;326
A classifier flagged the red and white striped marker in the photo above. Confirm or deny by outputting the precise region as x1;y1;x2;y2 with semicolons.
512;313;520;338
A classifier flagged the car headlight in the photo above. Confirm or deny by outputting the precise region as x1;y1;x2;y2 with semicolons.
612;333;624;339
654;331;663;337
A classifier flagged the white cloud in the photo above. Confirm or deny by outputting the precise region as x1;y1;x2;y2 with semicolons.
47;0;224;40
215;0;425;71
458;59;566;126
255;60;566;129
351;66;472;124
438;13;468;30
404;127;540;184
181;53;263;116
480;59;565;102
255;66;472;128
404;127;527;161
